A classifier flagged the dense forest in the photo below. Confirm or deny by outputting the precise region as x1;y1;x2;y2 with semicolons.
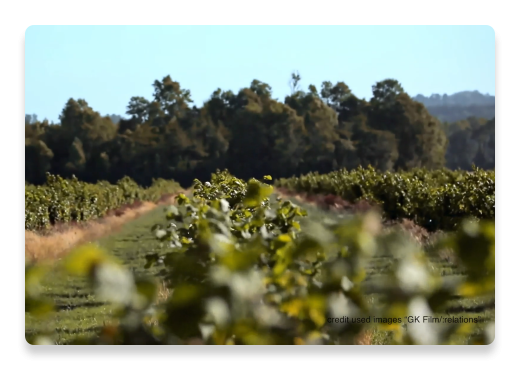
25;75;495;187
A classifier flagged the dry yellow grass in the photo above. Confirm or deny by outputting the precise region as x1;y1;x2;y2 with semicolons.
354;329;373;345
156;280;172;304
142;280;173;330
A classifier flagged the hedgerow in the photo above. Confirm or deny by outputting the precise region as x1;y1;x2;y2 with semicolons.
25;173;180;231
275;166;495;231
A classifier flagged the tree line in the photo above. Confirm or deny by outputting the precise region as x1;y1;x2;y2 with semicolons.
25;74;495;187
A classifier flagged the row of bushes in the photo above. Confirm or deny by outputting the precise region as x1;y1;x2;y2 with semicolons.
25;173;180;230
275;166;495;230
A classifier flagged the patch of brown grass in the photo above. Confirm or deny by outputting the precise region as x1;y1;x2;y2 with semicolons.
143;280;172;329
354;329;373;345
383;218;431;245
156;280;172;305
276;187;378;214
25;191;187;263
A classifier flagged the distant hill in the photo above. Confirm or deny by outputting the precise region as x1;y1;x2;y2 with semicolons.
414;91;495;107
413;91;495;123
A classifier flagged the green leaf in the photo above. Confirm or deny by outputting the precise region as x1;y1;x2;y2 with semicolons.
134;278;159;308
244;180;273;207
63;244;110;276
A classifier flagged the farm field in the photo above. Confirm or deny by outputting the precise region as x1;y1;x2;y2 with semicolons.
22;24;497;353
25;170;495;344
25;206;171;344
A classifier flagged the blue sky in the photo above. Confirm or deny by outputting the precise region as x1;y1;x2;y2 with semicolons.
25;26;495;122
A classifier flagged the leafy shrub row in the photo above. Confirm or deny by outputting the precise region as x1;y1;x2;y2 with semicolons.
25;173;180;230
275;166;495;230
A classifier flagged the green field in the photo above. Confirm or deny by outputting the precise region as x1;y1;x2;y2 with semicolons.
25;206;169;344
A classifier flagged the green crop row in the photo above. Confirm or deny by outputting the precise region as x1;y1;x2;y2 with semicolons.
26;170;494;345
275;166;495;231
25;173;180;231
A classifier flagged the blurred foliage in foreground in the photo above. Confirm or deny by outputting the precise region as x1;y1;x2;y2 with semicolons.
25;173;180;231
276;166;494;231
26;170;494;345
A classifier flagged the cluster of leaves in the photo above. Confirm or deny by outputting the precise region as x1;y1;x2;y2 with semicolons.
25;173;180;230
276;166;495;231
192;170;249;207
26;171;494;345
